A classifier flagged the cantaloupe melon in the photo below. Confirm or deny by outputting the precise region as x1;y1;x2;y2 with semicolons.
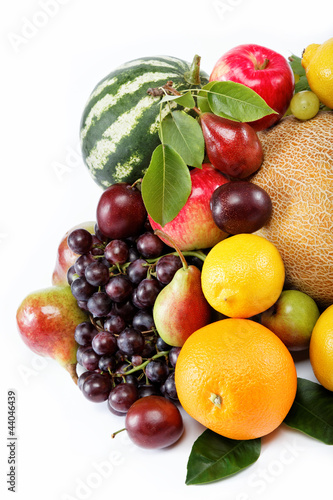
251;111;333;307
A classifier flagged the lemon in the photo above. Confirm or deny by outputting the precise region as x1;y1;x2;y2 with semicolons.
302;38;333;108
201;233;285;318
309;305;333;391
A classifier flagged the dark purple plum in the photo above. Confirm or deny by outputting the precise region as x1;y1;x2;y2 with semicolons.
124;396;184;448
210;181;272;234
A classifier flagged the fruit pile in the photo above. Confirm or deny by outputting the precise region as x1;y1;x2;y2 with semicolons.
16;39;333;482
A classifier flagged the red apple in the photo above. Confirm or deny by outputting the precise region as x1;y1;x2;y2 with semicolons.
210;44;295;131
52;221;95;286
149;164;229;251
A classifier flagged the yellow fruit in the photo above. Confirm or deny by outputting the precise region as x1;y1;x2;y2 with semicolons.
309;305;333;391
201;233;285;318
302;38;333;108
175;318;297;440
251;111;333;307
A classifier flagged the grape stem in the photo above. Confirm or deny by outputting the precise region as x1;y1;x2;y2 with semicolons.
119;350;169;376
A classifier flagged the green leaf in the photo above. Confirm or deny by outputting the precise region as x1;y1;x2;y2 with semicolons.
159;110;204;168
288;54;306;77
141;144;191;226
295;75;311;93
207;81;278;122
284;378;333;444
197;81;215;113
186;429;261;485
160;92;196;108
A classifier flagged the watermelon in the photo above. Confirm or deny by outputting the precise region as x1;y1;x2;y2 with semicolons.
80;56;208;188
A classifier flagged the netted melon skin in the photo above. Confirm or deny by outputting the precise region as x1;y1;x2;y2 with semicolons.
251;111;333;307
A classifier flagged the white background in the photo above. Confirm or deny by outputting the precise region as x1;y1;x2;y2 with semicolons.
1;1;332;499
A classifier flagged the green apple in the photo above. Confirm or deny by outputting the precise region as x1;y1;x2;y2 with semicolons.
261;290;320;351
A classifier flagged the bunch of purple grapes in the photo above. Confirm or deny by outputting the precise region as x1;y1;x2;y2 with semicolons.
67;202;184;415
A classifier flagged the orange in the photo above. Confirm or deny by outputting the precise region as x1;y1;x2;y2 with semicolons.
252;111;333;307
175;318;297;440
201;233;285;318
309;304;333;391
302;38;333;108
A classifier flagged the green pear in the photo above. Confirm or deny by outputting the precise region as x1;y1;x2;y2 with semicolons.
16;286;88;382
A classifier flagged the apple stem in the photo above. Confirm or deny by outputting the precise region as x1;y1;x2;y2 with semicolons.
154;230;188;269
65;363;78;384
256;58;270;70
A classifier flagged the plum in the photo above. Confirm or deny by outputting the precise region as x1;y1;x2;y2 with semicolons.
210;181;272;234
124;396;184;449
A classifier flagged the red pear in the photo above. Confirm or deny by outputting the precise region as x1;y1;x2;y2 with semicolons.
152;231;211;347
16;286;89;382
200;113;263;178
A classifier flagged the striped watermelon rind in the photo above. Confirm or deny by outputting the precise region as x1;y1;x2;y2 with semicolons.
80;56;209;188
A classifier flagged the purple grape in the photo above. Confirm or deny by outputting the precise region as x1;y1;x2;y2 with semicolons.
74;253;95;277
78;371;93;391
156;336;171;351
82;373;112;402
138;384;161;398
105;275;133;303
74;321;98;346
77;300;89;311
92;331;117;355
168;347;181;367
163;372;178;400
71;277;97;301
81;348;101;371
67;228;93;254
141;341;156;358
67;265;77;285
104;239;129;265
127;259;149;284
98;354;116;372
145;359;169;383
136;278;161;308
76;345;90;365
132;310;155;332
117;327;145;356
87;292;112;317
131;355;143;366
85;260;110;286
103;314;126;334
108;383;139;413
94;223;109;244
131;288;148;310
112;300;136;322
128;247;140;262
136;232;164;259
156;254;182;284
